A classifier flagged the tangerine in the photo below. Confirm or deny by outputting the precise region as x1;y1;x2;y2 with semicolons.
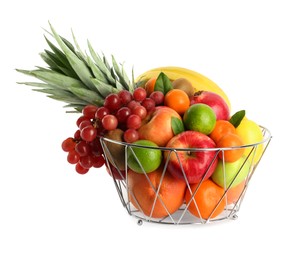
217;133;245;162
209;120;236;144
128;166;186;218
164;89;190;115
144;77;157;96
226;180;246;204
185;179;226;220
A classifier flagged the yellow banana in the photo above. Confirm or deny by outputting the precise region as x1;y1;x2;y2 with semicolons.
135;66;231;109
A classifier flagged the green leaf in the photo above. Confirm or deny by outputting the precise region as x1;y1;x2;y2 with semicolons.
111;55;130;90
154;72;173;94
16;68;86;90
17;82;59;90
40;52;61;70
40;52;78;78
44;36;78;78
68;86;104;106
49;22;97;92
171;117;185;135
91;78;118;97
86;55;109;83
229;110;246;128
87;40;115;85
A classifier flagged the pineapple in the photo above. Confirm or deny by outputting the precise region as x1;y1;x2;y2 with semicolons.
17;23;135;112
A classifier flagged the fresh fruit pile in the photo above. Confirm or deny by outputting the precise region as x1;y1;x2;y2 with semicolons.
17;24;270;222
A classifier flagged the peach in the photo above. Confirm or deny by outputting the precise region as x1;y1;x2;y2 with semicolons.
138;106;181;147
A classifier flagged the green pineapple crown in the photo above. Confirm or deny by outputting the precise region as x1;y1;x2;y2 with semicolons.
17;22;135;112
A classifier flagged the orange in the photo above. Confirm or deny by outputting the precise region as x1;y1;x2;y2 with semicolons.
128;166;186;218
164;89;190;115
209;120;236;144
226;180;246;204
217;133;245;162
185;179;226;220
144;77;157;96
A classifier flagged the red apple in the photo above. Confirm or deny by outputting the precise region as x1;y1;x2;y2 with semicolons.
190;91;230;120
138;106;182;147
164;131;218;184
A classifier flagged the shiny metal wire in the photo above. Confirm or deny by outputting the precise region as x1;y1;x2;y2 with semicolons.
101;126;272;225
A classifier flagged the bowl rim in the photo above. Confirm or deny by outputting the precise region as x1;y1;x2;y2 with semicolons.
100;126;272;152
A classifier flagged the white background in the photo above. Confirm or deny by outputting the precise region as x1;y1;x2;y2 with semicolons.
1;0;296;259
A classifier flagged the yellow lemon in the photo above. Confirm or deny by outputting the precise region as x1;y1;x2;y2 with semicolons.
235;117;263;164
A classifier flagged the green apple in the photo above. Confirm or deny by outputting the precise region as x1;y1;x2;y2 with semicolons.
127;140;162;174
183;103;216;135
211;156;251;188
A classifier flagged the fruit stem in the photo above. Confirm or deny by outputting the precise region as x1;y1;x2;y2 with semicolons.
194;90;204;96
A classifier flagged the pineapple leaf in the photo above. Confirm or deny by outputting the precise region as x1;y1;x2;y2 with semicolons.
68;86;104;106
40;52;61;71
111;55;130;91
87;40;115;85
16;68;87;90
43;50;64;68
63;103;85;112
103;53;111;71
32;88;75;98
44;36;78;77
114;80;124;91
91;78;119;97
49;22;97;92
60;36;76;53
17;81;54;89
40;52;79;79
17;23;135;112
86;55;109;84
71;29;88;62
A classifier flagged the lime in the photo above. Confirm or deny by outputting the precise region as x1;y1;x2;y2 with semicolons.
127;140;162;174
183;104;216;135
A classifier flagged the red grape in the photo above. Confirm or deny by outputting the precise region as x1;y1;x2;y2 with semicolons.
76;116;89;127
67;150;80;164
79;155;94;169
62;137;76;152
75;141;91;157
95;106;110;120
75;163;89;174
104;93;121;111
141;98;155;111
127;100;140;110
82;105;98;119
89;138;103;156
124;129;139;143
149;91;164;105
126;114;142;129
102;114;118;130
92;155;105;168
74;130;81;140
80;125;97;142
133;87;147;102
118;90;132;105
132;105;147;119
79;120;92;130
116;107;131;123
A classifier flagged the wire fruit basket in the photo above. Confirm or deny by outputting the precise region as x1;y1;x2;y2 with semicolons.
100;126;271;225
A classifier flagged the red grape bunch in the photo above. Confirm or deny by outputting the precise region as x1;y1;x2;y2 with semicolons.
61;88;165;174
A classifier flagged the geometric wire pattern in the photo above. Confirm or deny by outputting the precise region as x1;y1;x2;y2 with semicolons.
101;126;271;225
